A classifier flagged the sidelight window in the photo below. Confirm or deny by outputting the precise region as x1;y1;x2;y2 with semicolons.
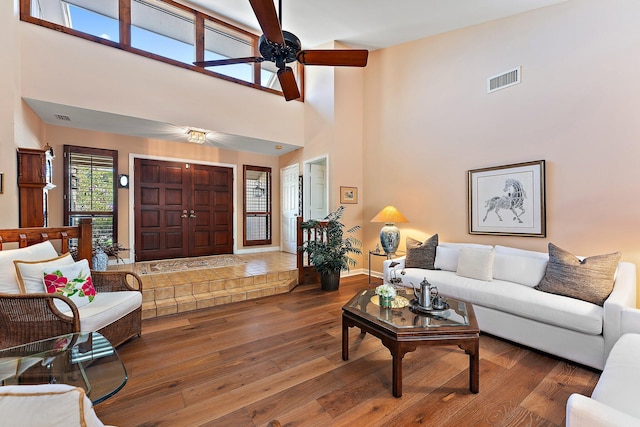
243;165;271;246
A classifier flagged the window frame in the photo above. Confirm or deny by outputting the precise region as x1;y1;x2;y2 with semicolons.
20;0;304;100
63;145;119;244
243;165;272;247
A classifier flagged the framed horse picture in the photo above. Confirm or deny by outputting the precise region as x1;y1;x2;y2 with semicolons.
468;160;546;237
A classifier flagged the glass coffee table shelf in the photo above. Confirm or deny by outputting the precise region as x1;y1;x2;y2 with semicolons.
0;332;127;404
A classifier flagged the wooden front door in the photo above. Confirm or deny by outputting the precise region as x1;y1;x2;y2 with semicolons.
134;159;233;262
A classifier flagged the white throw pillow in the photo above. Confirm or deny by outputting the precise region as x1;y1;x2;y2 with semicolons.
456;247;495;281
42;259;97;311
434;246;459;271
493;253;548;287
434;242;494;272
0;241;59;294
14;253;75;294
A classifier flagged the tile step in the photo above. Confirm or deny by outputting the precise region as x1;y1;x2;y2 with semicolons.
141;275;298;319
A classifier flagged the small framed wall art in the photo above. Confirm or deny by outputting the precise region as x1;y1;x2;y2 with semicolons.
468;160;546;237
340;186;358;204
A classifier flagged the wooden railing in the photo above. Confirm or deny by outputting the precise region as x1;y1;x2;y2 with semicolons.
296;216;328;285
0;218;93;268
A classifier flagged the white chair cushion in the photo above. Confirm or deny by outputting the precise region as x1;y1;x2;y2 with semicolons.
0;384;107;427
14;253;76;294
69;291;142;333
591;333;640;419
0;241;59;294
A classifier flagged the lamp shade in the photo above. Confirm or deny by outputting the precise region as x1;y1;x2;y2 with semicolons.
370;206;408;224
370;206;408;255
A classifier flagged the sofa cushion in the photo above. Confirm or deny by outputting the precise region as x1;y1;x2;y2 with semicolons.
535;243;621;306
456;247;494;281
65;291;142;333
0;241;59;294
493;246;548;287
591;333;640;419
405;234;438;269
399;269;603;335
42;259;97;310
14;253;76;294
434;243;494;272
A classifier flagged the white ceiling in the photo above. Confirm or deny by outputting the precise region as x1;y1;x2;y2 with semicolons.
29;0;567;156
189;0;567;50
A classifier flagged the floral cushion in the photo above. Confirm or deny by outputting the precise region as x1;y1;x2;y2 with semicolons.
42;259;97;310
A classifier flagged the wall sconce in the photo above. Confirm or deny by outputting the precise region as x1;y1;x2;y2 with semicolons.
187;129;207;144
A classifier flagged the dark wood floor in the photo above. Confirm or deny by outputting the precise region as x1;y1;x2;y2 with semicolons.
95;275;599;427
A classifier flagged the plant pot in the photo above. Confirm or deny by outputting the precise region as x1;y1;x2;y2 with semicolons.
320;271;340;291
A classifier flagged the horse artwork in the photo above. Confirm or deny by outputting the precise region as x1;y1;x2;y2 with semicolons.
482;178;527;224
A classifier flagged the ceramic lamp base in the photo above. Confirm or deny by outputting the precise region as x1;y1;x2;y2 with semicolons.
379;224;400;255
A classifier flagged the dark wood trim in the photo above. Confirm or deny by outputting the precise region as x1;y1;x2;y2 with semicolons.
194;12;205;63
0;218;93;267
119;0;131;47
243;165;272;247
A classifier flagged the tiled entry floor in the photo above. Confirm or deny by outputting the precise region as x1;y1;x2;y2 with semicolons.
110;252;298;319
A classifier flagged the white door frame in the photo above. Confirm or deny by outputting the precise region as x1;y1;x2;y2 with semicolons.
280;163;299;254
303;154;329;221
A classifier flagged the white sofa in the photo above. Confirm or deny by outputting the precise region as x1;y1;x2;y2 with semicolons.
383;243;637;370
566;332;640;426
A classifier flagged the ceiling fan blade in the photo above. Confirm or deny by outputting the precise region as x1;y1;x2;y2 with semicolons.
249;0;285;45
277;67;301;101
194;57;264;67
297;49;369;67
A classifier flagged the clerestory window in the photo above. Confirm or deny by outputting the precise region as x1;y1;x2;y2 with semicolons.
22;0;302;98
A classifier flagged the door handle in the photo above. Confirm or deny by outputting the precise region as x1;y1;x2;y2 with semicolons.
189;210;196;218
181;210;188;218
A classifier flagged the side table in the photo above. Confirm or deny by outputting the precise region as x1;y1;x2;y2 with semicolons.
368;250;404;286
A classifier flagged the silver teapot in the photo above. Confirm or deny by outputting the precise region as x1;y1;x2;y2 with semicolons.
412;278;437;309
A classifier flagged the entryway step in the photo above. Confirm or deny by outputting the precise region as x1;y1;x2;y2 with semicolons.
139;270;298;319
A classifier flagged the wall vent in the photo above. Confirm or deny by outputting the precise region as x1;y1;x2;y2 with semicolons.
487;67;521;93
54;114;71;121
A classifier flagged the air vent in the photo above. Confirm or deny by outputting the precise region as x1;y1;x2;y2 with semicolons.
487;67;521;93
54;114;71;121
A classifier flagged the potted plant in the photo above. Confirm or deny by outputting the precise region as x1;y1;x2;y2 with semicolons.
299;206;362;291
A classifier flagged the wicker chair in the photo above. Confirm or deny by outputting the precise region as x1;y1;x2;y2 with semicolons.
0;219;142;349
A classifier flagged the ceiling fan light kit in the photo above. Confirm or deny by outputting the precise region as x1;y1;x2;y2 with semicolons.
194;0;369;101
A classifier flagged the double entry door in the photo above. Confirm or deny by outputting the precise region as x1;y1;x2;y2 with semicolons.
134;158;233;262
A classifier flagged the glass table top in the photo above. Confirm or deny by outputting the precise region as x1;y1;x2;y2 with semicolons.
344;289;470;329
0;332;127;404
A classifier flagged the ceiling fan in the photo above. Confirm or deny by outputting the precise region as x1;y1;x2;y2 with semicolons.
193;0;369;101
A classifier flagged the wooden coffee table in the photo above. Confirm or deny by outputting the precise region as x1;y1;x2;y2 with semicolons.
342;289;480;397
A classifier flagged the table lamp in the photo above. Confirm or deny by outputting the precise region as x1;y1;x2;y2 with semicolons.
370;205;408;255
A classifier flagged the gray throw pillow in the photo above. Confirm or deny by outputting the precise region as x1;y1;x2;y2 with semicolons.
405;234;438;269
534;243;620;306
